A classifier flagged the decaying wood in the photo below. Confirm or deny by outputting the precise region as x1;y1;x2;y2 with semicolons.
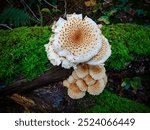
0;57;149;98
0;67;73;97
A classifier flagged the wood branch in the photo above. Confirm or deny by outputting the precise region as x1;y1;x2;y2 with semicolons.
0;67;73;97
0;58;149;98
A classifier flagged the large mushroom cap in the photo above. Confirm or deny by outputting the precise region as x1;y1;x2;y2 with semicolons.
68;83;86;99
87;79;105;95
89;65;106;80
50;13;102;63
45;13;105;69
87;35;111;65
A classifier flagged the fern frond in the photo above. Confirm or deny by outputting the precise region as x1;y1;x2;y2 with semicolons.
0;7;31;27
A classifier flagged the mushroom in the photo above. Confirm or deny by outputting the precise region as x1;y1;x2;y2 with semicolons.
67;75;76;83
63;80;70;88
76;79;88;91
87;79;105;95
84;74;96;86
44;13;103;69
72;71;79;80
103;74;108;86
87;35;111;65
74;64;89;78
45;13;111;99
89;65;106;80
68;83;86;99
44;44;62;66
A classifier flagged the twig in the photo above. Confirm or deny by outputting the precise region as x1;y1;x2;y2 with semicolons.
63;0;67;18
20;0;41;22
0;24;12;30
43;0;57;9
6;0;13;6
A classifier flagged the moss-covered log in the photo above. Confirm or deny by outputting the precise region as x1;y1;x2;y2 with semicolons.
0;24;150;113
0;24;150;83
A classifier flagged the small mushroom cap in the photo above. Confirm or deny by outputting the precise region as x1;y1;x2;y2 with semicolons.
89;65;106;80
76;79;88;91
75;64;89;78
67;75;76;83
72;71;79;80
63;80;70;88
87;35;111;65
87;79;105;95
84;74;96;86
103;74;108;86
68;83;86;99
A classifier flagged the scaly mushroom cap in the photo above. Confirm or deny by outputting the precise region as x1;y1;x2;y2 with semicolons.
76;79;88;91
44;44;62;66
75;64;89;78
45;13;103;69
68;83;86;99
87;79;105;95
87;35;111;65
59;14;102;63
84;74;96;86
89;65;106;80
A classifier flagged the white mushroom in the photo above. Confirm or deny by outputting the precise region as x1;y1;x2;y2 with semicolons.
87;35;111;65
44;44;62;66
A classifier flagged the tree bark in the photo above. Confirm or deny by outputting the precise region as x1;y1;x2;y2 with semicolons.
0;67;73;97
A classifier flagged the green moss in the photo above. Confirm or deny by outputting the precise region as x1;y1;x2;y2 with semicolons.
0;24;150;83
77;90;150;113
102;24;150;69
0;26;53;83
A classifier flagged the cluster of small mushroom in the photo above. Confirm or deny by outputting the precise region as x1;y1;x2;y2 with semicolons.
63;64;107;99
44;13;111;99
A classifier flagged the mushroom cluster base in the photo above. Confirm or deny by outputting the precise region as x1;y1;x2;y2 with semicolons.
63;64;107;99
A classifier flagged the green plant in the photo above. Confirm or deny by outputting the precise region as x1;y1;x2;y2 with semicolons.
77;90;150;112
0;26;53;84
0;7;31;27
121;77;142;90
0;24;149;83
102;24;150;69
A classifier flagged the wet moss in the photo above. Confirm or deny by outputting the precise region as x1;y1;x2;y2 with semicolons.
0;24;150;83
77;90;150;113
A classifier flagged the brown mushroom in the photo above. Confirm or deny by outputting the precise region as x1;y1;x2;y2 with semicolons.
89;65;106;80
84;74;96;86
75;64;89;78
76;79;88;91
68;83;86;99
87;79;105;95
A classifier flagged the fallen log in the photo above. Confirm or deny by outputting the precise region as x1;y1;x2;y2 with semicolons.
0;67;73;97
0;57;149;98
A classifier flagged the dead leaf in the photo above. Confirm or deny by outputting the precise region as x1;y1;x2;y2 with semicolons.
85;0;97;7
